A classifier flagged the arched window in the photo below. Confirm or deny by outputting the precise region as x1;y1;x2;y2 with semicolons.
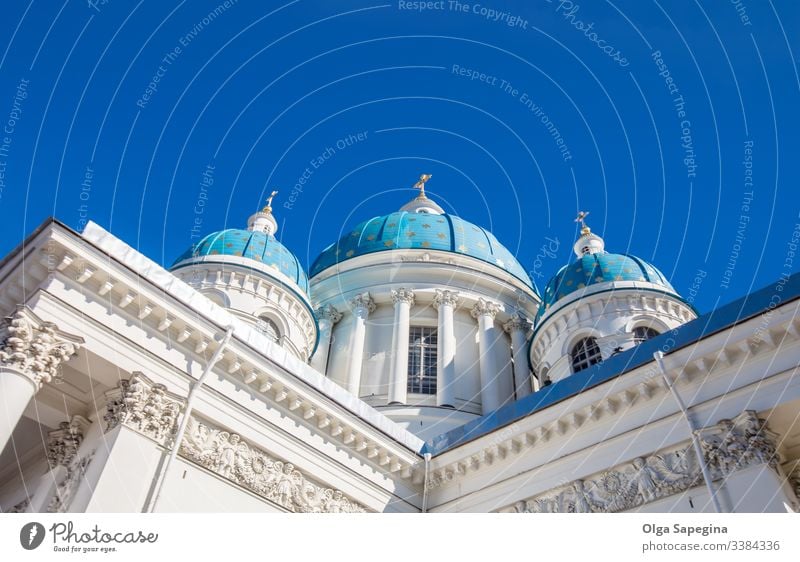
632;326;659;343
571;337;602;373
257;316;281;344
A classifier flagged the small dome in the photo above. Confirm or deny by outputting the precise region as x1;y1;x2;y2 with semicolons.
537;252;675;322
171;229;309;293
310;211;534;289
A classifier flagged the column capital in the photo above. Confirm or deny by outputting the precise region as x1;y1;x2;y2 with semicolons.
433;289;460;310
349;292;376;317
471;298;500;320
391;288;415;306
315;304;343;325
46;415;91;470
104;372;184;445
0;306;84;389
503;312;533;335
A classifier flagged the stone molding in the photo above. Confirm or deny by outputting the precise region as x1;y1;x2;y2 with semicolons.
46;415;91;469
179;416;367;513
470;298;500;320
103;372;184;445
498;410;779;513
0;306;84;388
390;288;415;307
433;289;460;310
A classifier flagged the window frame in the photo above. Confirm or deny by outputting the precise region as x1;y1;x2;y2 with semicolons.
570;337;602;373
407;325;438;395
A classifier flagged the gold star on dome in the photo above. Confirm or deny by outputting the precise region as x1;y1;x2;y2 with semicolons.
595;276;604;282
437;232;446;239
346;250;355;257
457;244;468;252
387;222;397;228
406;231;416;237
366;234;376;241
421;241;431;248
421;223;431;229
384;240;395;247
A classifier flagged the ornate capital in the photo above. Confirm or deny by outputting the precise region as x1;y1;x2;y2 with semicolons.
315;304;342;325
0;306;84;388
47;451;94;513
104;372;184;445
433;289;460;310
503;312;533;335
391;288;415;307
46;415;91;470
180;416;366;512
470;298;500;320
349;292;376;317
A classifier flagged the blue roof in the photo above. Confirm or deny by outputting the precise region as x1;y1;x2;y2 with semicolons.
310;211;535;290
537;252;675;322
424;271;800;456
171;229;309;293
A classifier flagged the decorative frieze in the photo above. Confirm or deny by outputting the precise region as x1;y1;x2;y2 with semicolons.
179;416;366;513
501;411;779;513
0;306;84;388
46;451;94;513
103;372;184;445
46;416;91;469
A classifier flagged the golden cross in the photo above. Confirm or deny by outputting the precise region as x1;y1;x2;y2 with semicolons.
413;174;432;197
574;210;590;230
264;190;278;211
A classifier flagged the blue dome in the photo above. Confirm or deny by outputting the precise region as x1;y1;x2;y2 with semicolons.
537;253;675;321
171;229;309;293
310;211;534;289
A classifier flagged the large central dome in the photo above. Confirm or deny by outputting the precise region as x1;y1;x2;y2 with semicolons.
310;209;533;288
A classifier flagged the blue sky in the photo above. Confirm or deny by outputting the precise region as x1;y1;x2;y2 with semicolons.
0;0;798;314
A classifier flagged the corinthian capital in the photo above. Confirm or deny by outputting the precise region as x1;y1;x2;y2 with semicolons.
104;372;184;445
503;312;533;335
433;289;460;310
0;306;84;388
349;292;376;317
315;304;342;325
391;288;415;306
470;298;500;320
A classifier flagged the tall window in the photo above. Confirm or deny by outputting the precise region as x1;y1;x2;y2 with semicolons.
257;316;281;344
407;326;438;394
571;337;602;373
633;326;660;343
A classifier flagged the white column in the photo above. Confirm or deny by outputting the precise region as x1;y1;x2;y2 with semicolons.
388;289;414;405
345;292;375;397
434;289;459;407
471;298;502;414
310;304;342;374
504;313;534;397
0;307;83;453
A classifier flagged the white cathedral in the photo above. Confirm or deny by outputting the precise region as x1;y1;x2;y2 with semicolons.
0;176;799;513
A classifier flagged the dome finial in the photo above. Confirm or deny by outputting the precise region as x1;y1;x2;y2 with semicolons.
413;174;432;199
574;210;591;235
262;190;279;213
248;190;279;235
400;173;444;214
572;210;605;257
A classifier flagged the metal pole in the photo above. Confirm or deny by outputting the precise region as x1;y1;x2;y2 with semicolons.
653;351;723;513
146;326;234;512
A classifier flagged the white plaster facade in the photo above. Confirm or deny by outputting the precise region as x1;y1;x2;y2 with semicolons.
0;197;798;514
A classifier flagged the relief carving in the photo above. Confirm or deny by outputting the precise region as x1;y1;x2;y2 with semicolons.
503;410;778;513
179;416;366;513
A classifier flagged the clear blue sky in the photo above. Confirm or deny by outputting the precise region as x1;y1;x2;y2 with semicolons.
0;0;798;314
